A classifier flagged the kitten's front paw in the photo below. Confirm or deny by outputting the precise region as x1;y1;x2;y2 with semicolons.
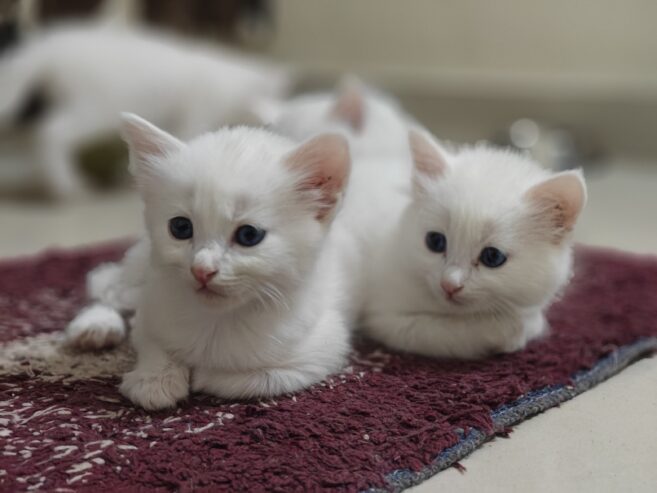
66;304;126;350
496;336;527;354
120;365;190;410
497;313;547;354
192;367;315;400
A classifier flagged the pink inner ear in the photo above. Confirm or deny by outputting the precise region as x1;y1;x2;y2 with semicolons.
330;81;365;132
525;171;586;236
285;134;351;221
409;129;448;179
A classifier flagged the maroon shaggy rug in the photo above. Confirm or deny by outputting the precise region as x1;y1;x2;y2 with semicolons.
1;242;656;492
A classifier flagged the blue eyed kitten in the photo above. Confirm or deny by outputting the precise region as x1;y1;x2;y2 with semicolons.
68;114;352;409
361;129;587;359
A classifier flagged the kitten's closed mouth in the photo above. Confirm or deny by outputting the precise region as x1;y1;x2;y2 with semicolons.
196;285;226;298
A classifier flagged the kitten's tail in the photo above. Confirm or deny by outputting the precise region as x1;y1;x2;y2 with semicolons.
0;39;45;128
66;241;148;351
66;263;130;351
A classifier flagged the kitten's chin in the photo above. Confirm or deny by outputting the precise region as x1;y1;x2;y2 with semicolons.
192;284;260;313
436;299;469;315
192;285;237;308
440;295;514;318
196;285;226;300
433;294;492;316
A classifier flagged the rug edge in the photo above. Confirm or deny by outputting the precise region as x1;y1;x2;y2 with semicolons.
374;337;657;492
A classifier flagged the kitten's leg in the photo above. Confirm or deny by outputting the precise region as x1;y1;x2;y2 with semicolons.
36;108;114;199
193;313;349;400
365;312;511;359
502;310;548;352
192;365;321;400
120;339;190;410
36;111;87;199
524;311;548;341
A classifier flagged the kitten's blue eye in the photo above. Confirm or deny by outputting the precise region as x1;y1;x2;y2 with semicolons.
479;247;507;268
425;231;447;253
234;225;266;247
169;216;193;240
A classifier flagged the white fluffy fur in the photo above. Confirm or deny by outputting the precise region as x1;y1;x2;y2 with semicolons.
259;79;415;320
69;115;352;409
0;20;289;198
264;89;587;359
66;81;411;392
66;303;126;351
362;131;587;359
65;238;146;349
64;77;588;408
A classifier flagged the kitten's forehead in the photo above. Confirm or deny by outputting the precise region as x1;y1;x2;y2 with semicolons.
155;127;300;222
186;128;292;174
427;147;549;211
417;147;549;246
179;128;294;193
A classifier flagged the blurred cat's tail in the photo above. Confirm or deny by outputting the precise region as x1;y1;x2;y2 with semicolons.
0;40;45;127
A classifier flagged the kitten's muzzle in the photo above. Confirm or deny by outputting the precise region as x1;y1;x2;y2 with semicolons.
440;279;463;301
191;266;218;286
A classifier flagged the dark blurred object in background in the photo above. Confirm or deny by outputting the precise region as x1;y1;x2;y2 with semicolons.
36;0;273;44
0;0;20;53
0;19;19;54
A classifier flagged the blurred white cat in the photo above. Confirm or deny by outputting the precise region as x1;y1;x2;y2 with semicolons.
0;19;289;198
361;129;587;359
253;77;412;161
69;114;351;409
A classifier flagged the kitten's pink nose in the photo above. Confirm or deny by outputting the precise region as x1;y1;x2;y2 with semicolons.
191;266;218;285
440;280;463;298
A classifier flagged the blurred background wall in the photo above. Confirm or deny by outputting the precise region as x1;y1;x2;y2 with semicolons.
5;0;656;162
0;0;655;254
266;0;657;160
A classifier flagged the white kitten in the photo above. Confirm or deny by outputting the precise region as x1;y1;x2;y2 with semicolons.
254;77;412;161
71;114;352;409
362;130;587;359
65;78;411;351
0;19;289;198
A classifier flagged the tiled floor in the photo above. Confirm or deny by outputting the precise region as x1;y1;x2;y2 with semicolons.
1;159;655;492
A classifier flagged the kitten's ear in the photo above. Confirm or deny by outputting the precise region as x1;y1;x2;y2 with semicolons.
285;134;351;221
330;76;365;132
525;169;587;240
120;113;183;178
409;129;449;194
